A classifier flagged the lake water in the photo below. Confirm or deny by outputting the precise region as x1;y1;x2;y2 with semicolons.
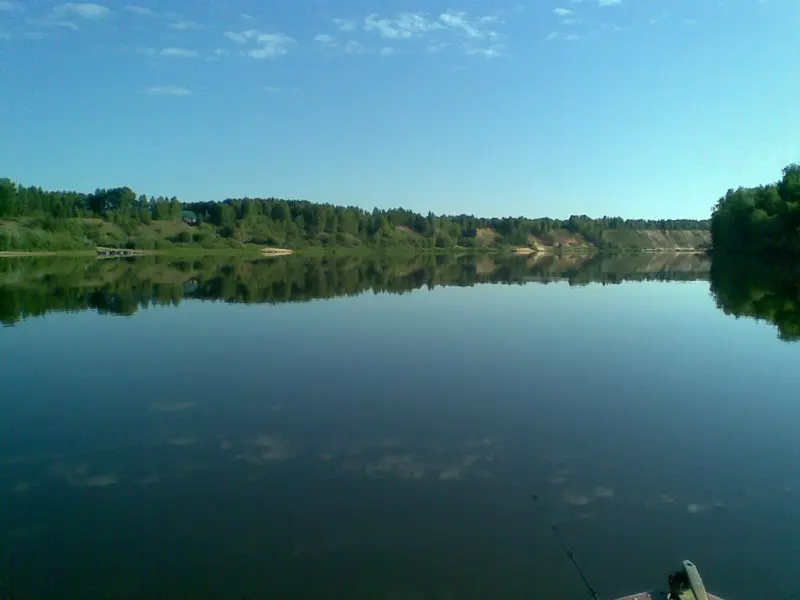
1;253;798;600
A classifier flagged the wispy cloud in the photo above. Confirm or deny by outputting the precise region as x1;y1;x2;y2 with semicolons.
0;0;22;11
29;17;79;30
224;30;249;43
465;46;503;58
332;18;357;32
597;0;621;5
159;47;198;58
545;31;579;41
169;20;201;31
124;4;156;17
263;85;281;92
439;11;499;39
223;28;295;58
313;35;377;55
143;85;192;96
320;10;508;57
553;8;574;16
314;33;336;46
53;2;110;19
30;1;109;30
363;12;440;39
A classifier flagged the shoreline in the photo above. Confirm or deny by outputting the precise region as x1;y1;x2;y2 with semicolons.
0;246;709;259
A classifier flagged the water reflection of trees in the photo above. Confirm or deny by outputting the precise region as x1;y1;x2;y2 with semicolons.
709;255;800;342
0;252;710;325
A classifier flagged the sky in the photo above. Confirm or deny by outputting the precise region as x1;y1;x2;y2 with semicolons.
0;0;798;219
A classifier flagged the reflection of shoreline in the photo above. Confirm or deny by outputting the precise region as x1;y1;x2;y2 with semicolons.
0;252;712;325
710;255;800;342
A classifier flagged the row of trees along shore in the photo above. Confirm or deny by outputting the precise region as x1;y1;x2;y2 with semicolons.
0;177;708;251
711;163;800;253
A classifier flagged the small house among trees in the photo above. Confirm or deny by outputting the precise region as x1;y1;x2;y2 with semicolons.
181;210;199;225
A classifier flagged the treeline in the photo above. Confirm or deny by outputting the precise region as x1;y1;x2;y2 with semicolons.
184;197;709;249
710;163;800;253
0;180;181;222
0;177;709;251
0;253;711;325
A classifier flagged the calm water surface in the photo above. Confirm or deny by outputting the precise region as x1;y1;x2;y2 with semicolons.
1;254;798;600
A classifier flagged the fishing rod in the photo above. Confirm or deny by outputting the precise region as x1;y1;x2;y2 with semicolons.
532;494;601;600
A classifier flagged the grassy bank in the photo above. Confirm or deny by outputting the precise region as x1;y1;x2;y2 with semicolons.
0;216;712;258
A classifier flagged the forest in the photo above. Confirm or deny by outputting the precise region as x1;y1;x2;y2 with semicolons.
0;177;709;252
710;163;800;253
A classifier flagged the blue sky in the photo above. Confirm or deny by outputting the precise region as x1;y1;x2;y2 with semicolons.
1;0;798;218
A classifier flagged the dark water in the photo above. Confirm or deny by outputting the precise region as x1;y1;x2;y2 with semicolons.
1;253;798;600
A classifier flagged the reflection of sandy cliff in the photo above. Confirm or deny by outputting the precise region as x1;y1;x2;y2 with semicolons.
520;251;710;285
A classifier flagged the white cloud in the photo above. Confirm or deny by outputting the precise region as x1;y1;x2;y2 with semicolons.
241;13;253;21
263;85;281;92
545;31;558;41
213;47;227;56
0;31;9;40
561;18;579;25
553;8;573;16
224;30;249;43
159;47;198;58
314;33;335;45
251;33;294;58
124;5;156;17
224;28;293;58
597;0;621;5
363;12;441;39
332;18;357;32
322;10;505;57
0;1;22;11
53;2;110;19
439;11;488;38
465;45;503;58
169;20;201;30
144;85;192;96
